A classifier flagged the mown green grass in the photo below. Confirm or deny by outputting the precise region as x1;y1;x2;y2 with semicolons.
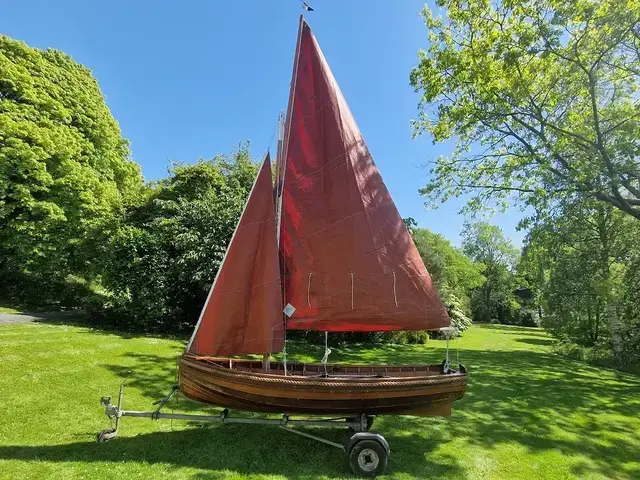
1;321;638;479
0;307;22;314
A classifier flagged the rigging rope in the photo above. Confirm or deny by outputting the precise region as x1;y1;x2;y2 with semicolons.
444;331;451;372
321;331;331;376
282;343;288;376
265;116;279;154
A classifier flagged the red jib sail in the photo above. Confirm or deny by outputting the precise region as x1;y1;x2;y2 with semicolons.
279;19;449;332
187;153;284;356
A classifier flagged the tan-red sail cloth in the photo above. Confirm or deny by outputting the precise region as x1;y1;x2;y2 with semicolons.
279;20;450;332
188;154;285;356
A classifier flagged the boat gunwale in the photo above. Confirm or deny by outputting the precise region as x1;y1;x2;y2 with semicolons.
181;354;467;384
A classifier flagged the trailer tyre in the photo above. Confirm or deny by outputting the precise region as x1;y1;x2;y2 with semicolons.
349;439;387;477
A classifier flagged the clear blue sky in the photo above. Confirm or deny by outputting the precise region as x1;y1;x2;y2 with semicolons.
1;0;525;246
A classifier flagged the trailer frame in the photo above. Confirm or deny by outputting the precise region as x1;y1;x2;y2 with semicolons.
98;377;389;477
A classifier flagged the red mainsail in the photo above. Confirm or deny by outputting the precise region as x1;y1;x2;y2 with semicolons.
279;19;449;332
187;153;284;356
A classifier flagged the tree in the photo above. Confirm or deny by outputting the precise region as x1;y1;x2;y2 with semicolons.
412;227;486;334
522;200;636;364
461;222;521;323
0;36;142;302
98;147;257;331
410;0;640;220
412;227;486;297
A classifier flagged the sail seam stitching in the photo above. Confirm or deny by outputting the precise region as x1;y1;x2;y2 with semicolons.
350;272;354;310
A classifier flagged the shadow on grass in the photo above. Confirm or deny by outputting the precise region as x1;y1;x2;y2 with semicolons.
476;324;543;333
449;349;640;479
31;313;191;343
0;423;460;479
515;337;554;346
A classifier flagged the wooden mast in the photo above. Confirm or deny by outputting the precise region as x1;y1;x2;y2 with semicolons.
263;111;285;372
264;14;303;371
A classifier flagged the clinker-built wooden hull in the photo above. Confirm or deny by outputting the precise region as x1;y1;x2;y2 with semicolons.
179;354;467;416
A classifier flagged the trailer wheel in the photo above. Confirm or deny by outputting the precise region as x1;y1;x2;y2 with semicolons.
348;439;388;477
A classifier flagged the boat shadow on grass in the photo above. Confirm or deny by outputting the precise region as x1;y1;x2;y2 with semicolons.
0;423;459;479
1;343;639;478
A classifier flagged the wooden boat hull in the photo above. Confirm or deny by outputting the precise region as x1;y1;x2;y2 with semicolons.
179;354;467;416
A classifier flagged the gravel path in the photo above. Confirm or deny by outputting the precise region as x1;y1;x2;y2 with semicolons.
0;311;85;325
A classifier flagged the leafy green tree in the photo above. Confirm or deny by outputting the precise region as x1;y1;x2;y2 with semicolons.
620;243;640;367
523;200;637;364
0;36;142;302
98;148;257;330
410;0;640;220
410;226;486;334
461;222;521;323
412;227;486;297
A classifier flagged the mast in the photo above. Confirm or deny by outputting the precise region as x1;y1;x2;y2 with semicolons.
265;111;285;372
277;15;305;248
276;15;305;374
274;110;285;242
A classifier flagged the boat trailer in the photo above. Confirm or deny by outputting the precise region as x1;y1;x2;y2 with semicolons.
98;376;390;477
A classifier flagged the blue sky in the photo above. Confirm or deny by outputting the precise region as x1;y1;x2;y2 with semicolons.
2;0;525;246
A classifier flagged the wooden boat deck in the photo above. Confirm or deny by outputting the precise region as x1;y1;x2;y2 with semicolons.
189;356;446;378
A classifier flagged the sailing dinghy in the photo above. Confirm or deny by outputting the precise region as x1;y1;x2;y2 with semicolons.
100;16;466;477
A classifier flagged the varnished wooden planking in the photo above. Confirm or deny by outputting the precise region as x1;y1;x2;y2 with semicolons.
179;354;466;416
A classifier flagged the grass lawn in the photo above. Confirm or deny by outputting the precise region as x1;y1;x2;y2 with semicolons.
0;307;22;314
1;321;639;479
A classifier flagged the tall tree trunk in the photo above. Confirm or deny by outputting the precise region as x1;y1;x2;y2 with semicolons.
587;302;594;345
607;302;623;364
594;300;600;344
597;206;623;364
483;280;493;322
